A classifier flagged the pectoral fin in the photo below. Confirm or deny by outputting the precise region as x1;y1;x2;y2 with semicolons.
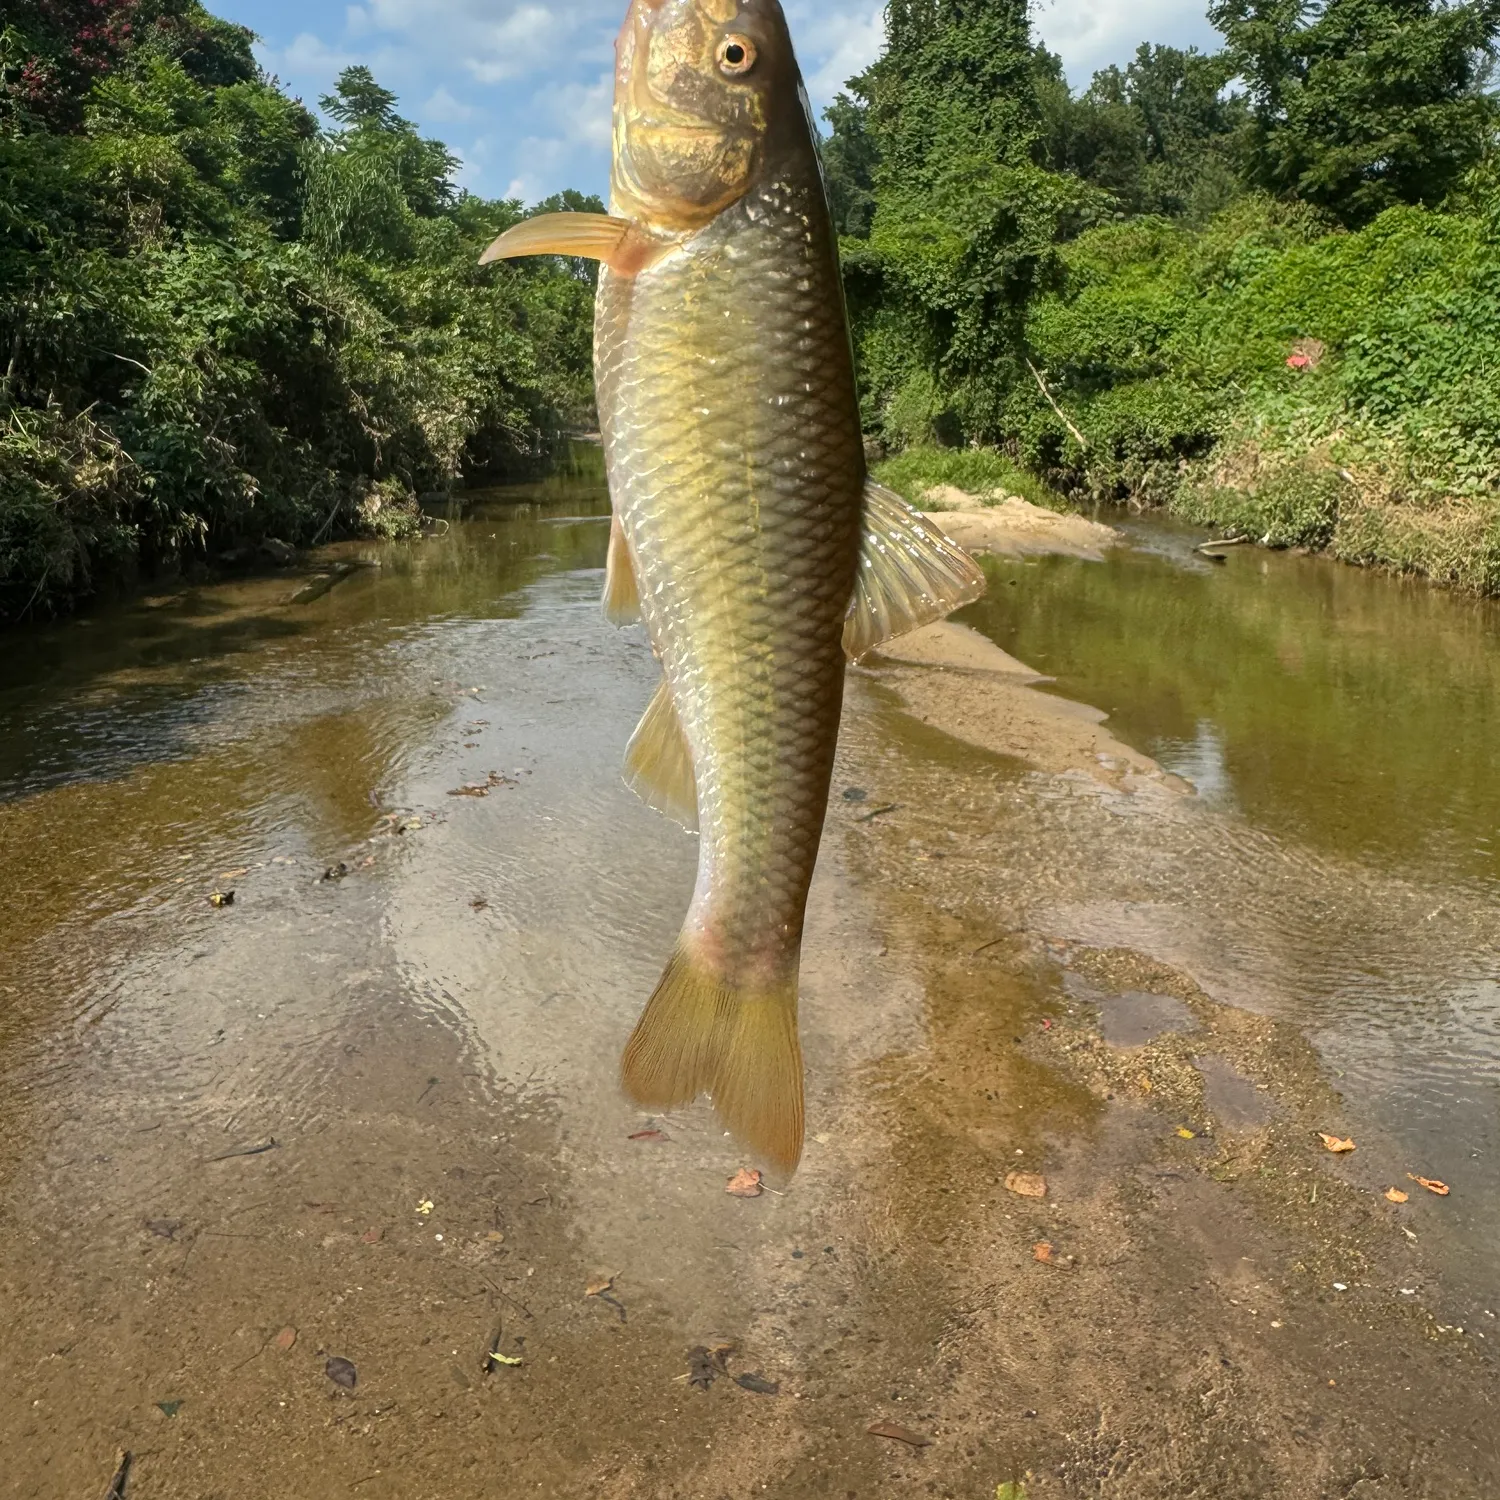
623;679;698;833
479;212;634;267
603;513;642;627
844;479;988;660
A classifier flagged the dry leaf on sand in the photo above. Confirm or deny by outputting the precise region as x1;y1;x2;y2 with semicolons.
1033;1241;1073;1268
585;1275;615;1298
868;1421;933;1447
1005;1171;1047;1199
1407;1174;1451;1196
273;1327;297;1352
1319;1133;1356;1153
726;1168;764;1198
1385;1188;1410;1204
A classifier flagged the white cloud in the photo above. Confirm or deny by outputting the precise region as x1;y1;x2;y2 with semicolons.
424;85;475;121
1032;0;1221;84
241;0;1227;207
786;2;886;106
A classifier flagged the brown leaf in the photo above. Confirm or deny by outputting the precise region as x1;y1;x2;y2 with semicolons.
1385;1188;1409;1204
1407;1174;1451;1196
1005;1171;1047;1199
208;890;235;908
736;1372;780;1395
1319;1133;1356;1153
629;1128;669;1143
1032;1241;1073;1268
361;1227;385;1244
726;1168;764;1198
448;784;490;798
585;1275;614;1298
273;1326;298;1352
868;1421;933;1447
687;1346;718;1391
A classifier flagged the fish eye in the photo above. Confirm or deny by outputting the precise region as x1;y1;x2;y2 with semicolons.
717;35;757;76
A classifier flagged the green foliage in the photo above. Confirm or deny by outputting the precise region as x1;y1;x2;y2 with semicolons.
1036;44;1247;221
0;9;596;621
1211;0;1500;225
872;443;1065;510
826;1;1110;445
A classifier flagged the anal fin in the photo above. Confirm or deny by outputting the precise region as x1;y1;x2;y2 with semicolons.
603;513;642;627
623;679;698;833
844;478;988;661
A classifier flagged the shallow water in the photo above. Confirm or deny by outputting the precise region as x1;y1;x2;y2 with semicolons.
958;521;1500;1301
1;458;1498;1491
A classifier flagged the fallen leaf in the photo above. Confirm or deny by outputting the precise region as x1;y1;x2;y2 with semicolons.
585;1275;615;1298
1407;1174;1451;1196
736;1372;780;1395
1005;1171;1047;1199
361;1227;385;1244
726;1168;764;1198
1319;1133;1356;1153
415;1199;434;1216
996;1485;1029;1500
145;1218;182;1240
1032;1241;1073;1268
868;1421;933;1447
629;1128;670;1143
325;1356;358;1390
221;867;250;880
485;1352;522;1368
208;891;235;908
448;784;489;798
470;898;490;911
155;1400;183;1418
1176;1127;1197;1140
273;1327;298;1352
687;1346;718;1391
485;1230;506;1244
321;863;349;882
1385;1188;1410;1204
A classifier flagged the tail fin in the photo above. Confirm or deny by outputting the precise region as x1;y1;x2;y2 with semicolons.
621;943;805;1173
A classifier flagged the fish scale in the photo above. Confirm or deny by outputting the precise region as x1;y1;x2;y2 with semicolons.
478;0;985;1168
597;164;864;982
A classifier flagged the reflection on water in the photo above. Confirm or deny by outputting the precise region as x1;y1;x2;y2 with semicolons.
959;518;1500;888
956;516;1500;1300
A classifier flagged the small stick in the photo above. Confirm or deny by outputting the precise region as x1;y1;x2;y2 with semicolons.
102;1451;132;1500
205;1138;280;1163
1027;358;1088;450
856;804;900;824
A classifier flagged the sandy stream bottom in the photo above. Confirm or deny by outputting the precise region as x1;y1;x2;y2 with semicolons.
0;513;1495;1498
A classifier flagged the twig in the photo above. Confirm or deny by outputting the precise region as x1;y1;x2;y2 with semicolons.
1026;358;1088;450
856;803;900;824
1196;536;1248;554
101;1451;132;1500
205;1138;280;1163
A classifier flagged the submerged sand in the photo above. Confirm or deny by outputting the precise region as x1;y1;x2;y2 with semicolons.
0;500;1493;1498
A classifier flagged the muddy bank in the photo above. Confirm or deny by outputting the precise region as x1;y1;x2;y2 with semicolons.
0;484;1495;1497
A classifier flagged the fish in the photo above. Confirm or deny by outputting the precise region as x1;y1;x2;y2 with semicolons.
480;0;984;1171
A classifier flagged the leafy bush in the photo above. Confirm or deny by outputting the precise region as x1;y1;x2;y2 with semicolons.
0;10;597;620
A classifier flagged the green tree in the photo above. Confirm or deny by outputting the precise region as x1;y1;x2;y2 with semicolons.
833;0;1105;444
1038;45;1246;220
1211;0;1500;224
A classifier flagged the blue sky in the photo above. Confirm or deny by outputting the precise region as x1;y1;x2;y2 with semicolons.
218;0;1221;204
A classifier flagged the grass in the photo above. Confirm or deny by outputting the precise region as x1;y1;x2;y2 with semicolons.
872;444;1071;511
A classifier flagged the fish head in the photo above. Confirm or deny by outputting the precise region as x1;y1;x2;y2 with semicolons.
612;0;797;231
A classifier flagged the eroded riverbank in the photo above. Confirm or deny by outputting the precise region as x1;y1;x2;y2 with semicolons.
0;475;1496;1496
